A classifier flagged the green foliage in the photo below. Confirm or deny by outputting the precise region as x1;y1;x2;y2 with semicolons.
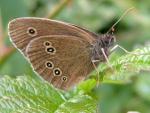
0;76;64;113
101;46;150;83
77;79;97;94
0;76;97;113
55;95;96;113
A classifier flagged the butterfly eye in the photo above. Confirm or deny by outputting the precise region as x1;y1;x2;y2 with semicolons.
46;46;56;54
27;27;37;37
110;37;115;43
44;41;51;46
61;76;67;82
104;40;109;45
53;68;62;76
45;61;54;69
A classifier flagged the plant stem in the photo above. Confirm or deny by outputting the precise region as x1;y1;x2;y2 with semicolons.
46;0;72;19
0;48;15;68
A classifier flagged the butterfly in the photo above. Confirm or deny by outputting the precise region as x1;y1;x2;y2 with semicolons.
8;17;115;90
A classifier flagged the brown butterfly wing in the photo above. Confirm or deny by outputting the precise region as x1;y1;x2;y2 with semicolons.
26;35;94;90
8;17;96;56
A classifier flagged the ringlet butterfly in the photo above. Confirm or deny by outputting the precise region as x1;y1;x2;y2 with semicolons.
8;8;133;90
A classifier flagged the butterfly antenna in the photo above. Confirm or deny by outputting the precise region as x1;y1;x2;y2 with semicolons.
107;7;135;34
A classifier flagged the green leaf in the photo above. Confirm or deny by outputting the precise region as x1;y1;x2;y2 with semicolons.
0;76;65;113
77;79;97;94
55;95;97;113
0;76;97;113
100;46;150;83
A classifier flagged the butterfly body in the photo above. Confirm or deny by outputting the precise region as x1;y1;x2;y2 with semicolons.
91;34;115;62
8;17;115;90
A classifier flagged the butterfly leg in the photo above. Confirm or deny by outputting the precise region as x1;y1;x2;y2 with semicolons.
101;48;112;69
110;44;130;53
92;48;113;86
110;44;138;55
91;60;100;87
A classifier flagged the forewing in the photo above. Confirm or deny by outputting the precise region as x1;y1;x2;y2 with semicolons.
26;35;94;90
8;17;96;56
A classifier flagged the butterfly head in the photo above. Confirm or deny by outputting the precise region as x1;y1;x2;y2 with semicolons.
101;33;116;48
91;33;116;62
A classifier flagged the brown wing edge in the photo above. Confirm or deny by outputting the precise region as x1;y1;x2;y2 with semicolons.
8;17;97;42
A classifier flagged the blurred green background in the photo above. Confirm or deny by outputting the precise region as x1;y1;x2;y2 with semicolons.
0;0;150;113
